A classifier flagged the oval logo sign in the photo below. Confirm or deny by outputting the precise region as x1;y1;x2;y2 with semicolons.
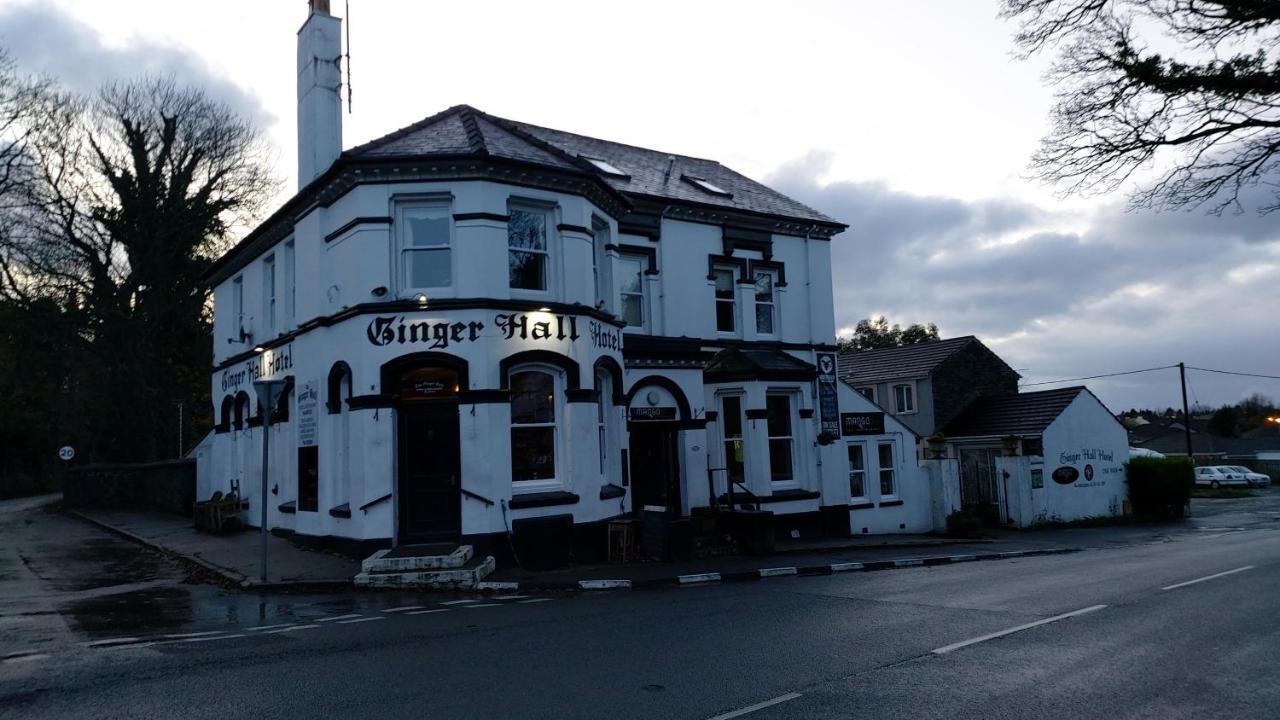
1084;464;1094;482
1051;466;1079;485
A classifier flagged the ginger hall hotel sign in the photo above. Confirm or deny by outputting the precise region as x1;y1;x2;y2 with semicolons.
197;1;924;567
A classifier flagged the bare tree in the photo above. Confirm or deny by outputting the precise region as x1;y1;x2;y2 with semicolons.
1003;1;1280;214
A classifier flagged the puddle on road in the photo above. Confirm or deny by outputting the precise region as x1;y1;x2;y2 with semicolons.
53;538;183;592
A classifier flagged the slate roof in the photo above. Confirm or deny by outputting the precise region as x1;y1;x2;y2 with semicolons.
345;104;841;227
837;336;980;385
941;387;1087;438
1130;426;1280;457
704;347;817;381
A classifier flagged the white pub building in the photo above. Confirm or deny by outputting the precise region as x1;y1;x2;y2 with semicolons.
199;1;927;572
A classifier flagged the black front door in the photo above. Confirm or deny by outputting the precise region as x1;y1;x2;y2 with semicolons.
630;426;681;515
397;402;461;544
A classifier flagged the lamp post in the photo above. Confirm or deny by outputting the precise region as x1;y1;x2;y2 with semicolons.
253;377;287;584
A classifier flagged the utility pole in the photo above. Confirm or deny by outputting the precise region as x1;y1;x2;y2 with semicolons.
1178;362;1193;461
175;401;185;459
253;378;286;584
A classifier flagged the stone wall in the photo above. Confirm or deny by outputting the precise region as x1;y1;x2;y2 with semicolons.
931;342;1020;431
64;459;196;516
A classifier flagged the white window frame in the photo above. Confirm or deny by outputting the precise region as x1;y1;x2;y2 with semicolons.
617;251;648;331
877;440;898;499
712;265;739;336
596;370;615;480
231;275;244;342
507;202;556;295
753;268;779;338
591;218;611;311
847;441;869;501
262;254;276;335
718;391;748;491
509;363;565;492
283;240;296;328
397;199;454;295
892;382;917;415
765;391;799;487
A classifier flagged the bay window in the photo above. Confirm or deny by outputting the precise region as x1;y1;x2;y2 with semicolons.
754;269;777;336
508;207;550;291
618;253;646;328
399;202;452;290
766;393;795;482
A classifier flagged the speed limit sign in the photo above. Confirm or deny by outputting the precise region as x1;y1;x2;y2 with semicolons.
58;446;75;462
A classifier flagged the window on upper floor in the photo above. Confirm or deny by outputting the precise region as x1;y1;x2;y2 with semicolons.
617;252;646;329
262;255;276;335
893;383;916;414
508;206;551;292
713;266;738;334
592;218;611;310
283;240;296;327
399;202;452;291
754;269;778;337
856;387;876;403
510;367;561;486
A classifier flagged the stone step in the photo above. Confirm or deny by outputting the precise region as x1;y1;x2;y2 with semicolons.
361;543;474;573
354;555;496;590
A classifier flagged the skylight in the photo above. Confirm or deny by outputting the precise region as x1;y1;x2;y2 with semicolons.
580;155;629;178
683;175;732;197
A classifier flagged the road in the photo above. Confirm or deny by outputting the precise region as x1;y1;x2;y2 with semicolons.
2;492;1278;719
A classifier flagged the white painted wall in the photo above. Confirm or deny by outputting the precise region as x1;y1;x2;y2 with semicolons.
1035;392;1130;523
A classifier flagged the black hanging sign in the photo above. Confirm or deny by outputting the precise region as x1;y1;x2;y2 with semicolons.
816;352;840;436
840;412;885;436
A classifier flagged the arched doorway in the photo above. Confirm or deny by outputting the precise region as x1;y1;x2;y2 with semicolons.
382;354;466;545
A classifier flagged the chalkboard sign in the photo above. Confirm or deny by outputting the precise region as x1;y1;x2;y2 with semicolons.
630;407;676;421
841;412;885;436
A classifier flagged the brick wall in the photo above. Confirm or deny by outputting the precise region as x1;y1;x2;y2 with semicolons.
64;459;196;516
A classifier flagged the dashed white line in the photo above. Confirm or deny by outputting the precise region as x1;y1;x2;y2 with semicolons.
440;599;479;606
932;604;1107;655
463;603;500;609
315;613;363;623
246;623;297;632
178;633;247;643
83;637;142;648
336;616;386;624
492;594;529;600
707;692;803;720
163;631;226;639
3;653;49;664
517;598;553;604
408;609;449;615
1161;565;1254;591
261;624;320;634
382;605;427;613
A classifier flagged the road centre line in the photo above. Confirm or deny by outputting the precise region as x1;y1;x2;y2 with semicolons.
382;605;426;613
247;623;296;632
517;598;553;604
3;653;50;664
1161;565;1254;591
83;637;142;647
336;616;385;624
463;603;501;608
163;631;226;639
706;692;803;720
261;624;320;634
932;605;1107;655
316;613;363;622
177;633;248;643
408;609;449;615
441;599;478;605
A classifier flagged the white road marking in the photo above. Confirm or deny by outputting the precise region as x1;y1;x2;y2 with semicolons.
517;598;553;604
315;613;363;623
830;562;864;572
463;603;500;609
163;631;226;639
893;559;924;567
246;623;296;632
492;594;529;600
261;624;320;634
179;633;247;643
949;555;977;563
1161;565;1255;591
759;567;797;577
932;605;1107;655
336;616;385;624
83;637;142;648
408;609;449;615
679;572;721;585
579;580;631;590
440;599;478;606
3;653;49;664
707;692;803;720
382;605;427;613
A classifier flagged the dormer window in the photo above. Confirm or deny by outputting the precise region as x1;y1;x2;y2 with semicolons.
683;175;732;197
581;155;628;178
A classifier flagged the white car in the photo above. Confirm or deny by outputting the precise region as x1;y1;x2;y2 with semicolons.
1195;466;1251;489
1222;465;1272;488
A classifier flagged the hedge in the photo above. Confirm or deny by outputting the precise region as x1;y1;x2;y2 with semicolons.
1126;457;1193;517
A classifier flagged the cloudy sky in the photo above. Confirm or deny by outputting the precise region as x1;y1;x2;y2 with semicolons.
2;0;1276;411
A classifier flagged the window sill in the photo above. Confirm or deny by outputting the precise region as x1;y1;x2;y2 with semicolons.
849;500;875;510
278;500;297;514
755;489;820;504
878;498;904;508
508;490;581;509
599;483;626;500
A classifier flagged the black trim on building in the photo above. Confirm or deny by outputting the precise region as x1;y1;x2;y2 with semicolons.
327;361;353;414
745;408;770;420
798;408;815;419
749;258;787;287
616;244;659;274
599;483;626;500
619;212;661;242
707;254;748;281
722;226;773;259
624;375;692;420
593;356;625;405
348;393;395;410
566;388;600;403
278;500;297;514
878;499;904;508
323;216;392;243
507;491;581;509
378;351;471;399
500;349;581;390
703;410;719;422
453;212;510;223
556;223;594;237
329;503;352;519
849;501;876;510
458;389;511;404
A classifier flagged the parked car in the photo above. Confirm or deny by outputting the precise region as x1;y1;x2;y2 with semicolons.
1222;465;1272;488
1194;466;1251;489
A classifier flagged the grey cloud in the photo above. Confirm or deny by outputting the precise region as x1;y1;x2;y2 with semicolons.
769;152;1280;409
0;3;273;128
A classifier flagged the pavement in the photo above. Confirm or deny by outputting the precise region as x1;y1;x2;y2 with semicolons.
2;488;1277;719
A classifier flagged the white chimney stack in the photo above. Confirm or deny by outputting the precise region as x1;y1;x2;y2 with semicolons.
297;0;343;188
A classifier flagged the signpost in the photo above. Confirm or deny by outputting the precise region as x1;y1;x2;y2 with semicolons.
815;352;840;437
253;378;288;584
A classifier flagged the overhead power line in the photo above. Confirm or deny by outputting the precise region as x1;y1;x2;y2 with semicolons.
1185;366;1280;381
1020;365;1177;388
